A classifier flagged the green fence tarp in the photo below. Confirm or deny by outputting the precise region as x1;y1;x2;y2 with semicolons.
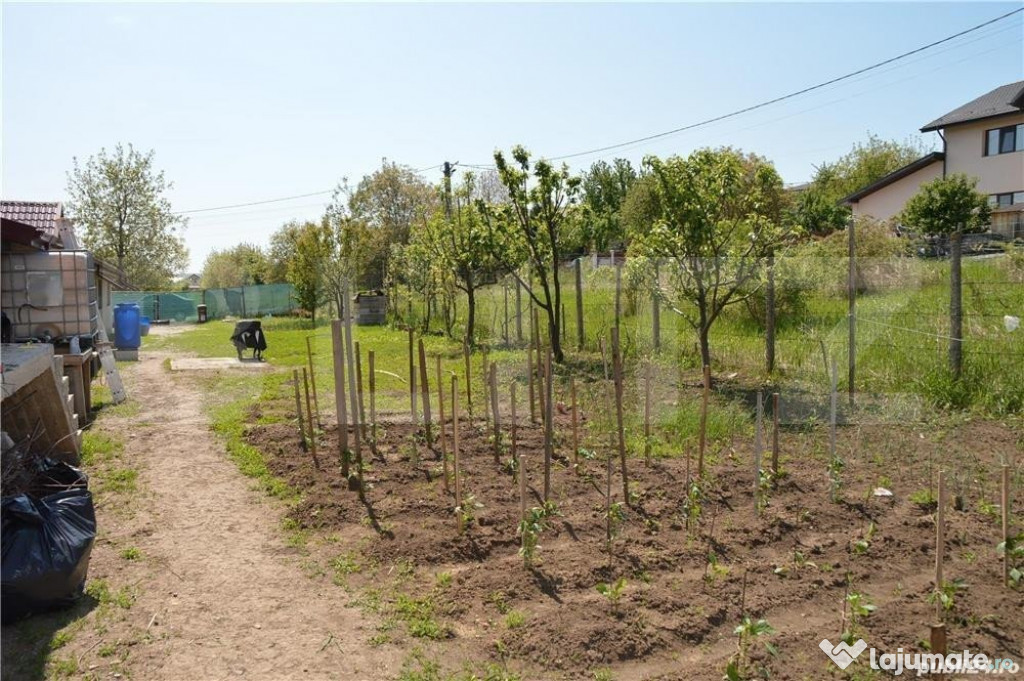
113;283;295;322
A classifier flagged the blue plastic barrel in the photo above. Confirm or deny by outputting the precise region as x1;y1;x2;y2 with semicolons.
114;303;142;349
139;316;151;337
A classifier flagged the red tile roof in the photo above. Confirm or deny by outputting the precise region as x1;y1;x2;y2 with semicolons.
0;201;65;236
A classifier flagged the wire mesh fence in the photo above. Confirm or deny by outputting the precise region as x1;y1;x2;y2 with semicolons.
390;253;1022;420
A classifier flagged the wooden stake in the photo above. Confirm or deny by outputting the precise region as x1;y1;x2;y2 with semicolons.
544;348;552;501
611;328;629;505
331;320;348;477
510;382;519;467
652;261;661;352
614;261;622;331
433;357;448;491
503;280;510;346
932;470;947;664
518;447;526;528
369;350;377;451
528;297;535;353
463;342;472;418
754;391;763;513
543;347;554;503
848;216;856;407
418;339;432;444
936;470;946;617
481;349;490;424
452;376;463;534
490;362;501;464
527;349;537;424
575;257;585;351
534;307;545;427
409;327;417;424
303;367;319;467
930;623;947;663
771;392;780;479
571;377;579;474
354;341;366;444
343;287;363;495
293;369;307;452
829;357;838;466
515;277;523;344
517;415;527;558
1001;464;1010;587
644;362;652;465
305;336;321;426
410;371;419;466
698;365;710;479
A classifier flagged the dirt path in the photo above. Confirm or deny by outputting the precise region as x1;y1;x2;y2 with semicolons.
75;351;397;680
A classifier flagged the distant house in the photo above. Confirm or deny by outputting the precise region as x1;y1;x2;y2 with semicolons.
187;273;201;290
844;81;1024;239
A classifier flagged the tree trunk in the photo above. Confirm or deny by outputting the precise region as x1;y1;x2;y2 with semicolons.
697;299;712;368
547;310;563;363
550;255;564;363
698;324;712;369
465;284;476;348
949;230;962;379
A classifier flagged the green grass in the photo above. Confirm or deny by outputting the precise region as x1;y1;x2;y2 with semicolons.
119;546;142;561
100;468;139;494
48;630;73;651
90;383;141;417
85;579;135;610
207;372;297;500
459;255;1023;416
396;650;523;681
80;430;124;466
394;594;449;640
503;610;526;629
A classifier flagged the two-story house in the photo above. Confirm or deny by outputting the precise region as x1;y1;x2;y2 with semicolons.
844;80;1024;239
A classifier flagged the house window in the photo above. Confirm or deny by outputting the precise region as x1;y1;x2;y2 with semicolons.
988;191;1024;207
985;124;1024;155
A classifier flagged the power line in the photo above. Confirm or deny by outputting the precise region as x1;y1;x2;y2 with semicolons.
175;164;440;215
176;190;334;215
174;9;1020;212
560;24;1022;165
491;8;1023;165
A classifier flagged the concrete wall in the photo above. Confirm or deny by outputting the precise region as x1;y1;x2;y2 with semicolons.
850;159;943;222
944;113;1024;196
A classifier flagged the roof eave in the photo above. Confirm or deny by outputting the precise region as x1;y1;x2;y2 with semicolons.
920;109;1024;133
841;152;944;205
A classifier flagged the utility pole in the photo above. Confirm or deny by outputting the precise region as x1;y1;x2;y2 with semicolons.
442;161;458;220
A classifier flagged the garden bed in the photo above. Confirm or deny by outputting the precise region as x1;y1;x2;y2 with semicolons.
244;401;1022;680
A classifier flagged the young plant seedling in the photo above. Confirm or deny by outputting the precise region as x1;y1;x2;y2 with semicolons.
518;504;558;567
928;578;968;613
842;590;876;644
852;521;877;556
997;532;1024;587
595;577;628;613
725;616;776;681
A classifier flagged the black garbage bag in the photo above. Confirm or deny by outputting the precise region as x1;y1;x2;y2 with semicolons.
1;461;96;624
230;319;267;360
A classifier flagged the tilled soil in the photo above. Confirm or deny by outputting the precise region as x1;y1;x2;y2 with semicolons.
248;403;1024;680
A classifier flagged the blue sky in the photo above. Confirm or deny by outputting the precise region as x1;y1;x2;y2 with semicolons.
3;2;1022;273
